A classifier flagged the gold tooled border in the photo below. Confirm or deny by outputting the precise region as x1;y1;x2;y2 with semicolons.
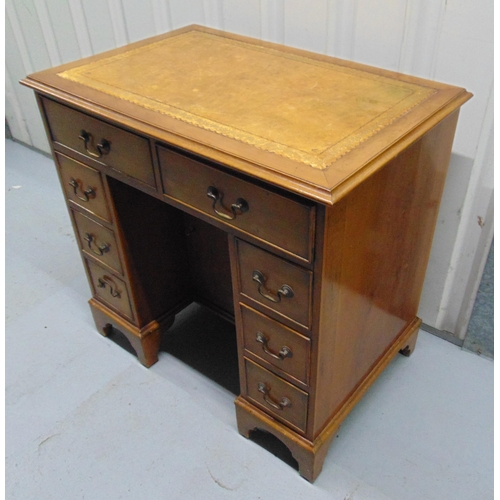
59;31;435;170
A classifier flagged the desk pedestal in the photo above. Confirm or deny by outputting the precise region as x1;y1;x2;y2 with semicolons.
235;323;420;481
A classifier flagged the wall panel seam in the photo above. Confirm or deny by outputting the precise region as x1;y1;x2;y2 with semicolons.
259;0;267;40
67;0;94;57
107;0;129;47
325;0;333;54
6;1;34;75
165;0;173;32
202;0;209;25
349;0;358;60
203;0;224;29
33;0;62;67
5;68;32;145
151;0;172;34
217;0;225;30
397;0;412;72
429;1;446;79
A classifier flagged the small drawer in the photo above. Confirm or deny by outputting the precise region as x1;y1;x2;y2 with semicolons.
245;358;308;433
72;210;122;274
158;146;314;262
42;97;155;187
86;260;133;320
236;240;313;329
56;152;111;222
241;305;311;385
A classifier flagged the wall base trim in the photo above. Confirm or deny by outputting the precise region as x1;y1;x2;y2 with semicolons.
420;323;464;347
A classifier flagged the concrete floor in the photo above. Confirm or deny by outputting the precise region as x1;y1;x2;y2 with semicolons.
6;139;493;499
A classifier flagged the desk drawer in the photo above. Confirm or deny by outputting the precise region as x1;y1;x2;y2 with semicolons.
42;97;155;187
236;240;312;329
245;358;308;433
158;147;314;262
86;260;133;320
56;153;111;222
241;305;310;385
72;210;123;274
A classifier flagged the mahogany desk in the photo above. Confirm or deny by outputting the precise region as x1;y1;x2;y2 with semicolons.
22;25;471;481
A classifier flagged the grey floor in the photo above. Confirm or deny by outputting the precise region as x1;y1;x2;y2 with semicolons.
6;140;493;499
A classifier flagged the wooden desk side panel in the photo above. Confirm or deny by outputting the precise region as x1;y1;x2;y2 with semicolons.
310;110;460;438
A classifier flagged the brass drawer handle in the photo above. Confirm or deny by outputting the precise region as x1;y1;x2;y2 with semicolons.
79;129;111;158
256;332;293;360
68;178;96;202
206;186;249;220
97;275;121;298
84;233;111;256
252;270;294;303
257;382;291;410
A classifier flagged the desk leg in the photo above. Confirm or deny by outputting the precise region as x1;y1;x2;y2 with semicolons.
399;329;419;357
127;330;161;367
89;298;175;367
235;397;329;482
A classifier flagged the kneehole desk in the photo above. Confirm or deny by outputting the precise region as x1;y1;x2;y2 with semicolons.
22;25;471;481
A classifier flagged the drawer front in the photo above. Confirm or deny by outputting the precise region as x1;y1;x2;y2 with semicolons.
72;210;123;274
245;358;308;433
86;260;133;320
56;152;111;222
237;240;313;329
159;147;314;262
241;305;310;385
42;97;155;187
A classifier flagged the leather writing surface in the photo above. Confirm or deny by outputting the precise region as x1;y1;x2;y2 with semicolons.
59;30;434;169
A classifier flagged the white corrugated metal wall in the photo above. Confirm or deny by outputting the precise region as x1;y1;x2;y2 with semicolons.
5;0;493;341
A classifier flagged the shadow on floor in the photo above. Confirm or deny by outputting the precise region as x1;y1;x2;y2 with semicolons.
106;303;240;394
106;302;300;470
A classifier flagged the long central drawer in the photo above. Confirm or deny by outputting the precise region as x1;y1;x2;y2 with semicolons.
158;146;315;262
